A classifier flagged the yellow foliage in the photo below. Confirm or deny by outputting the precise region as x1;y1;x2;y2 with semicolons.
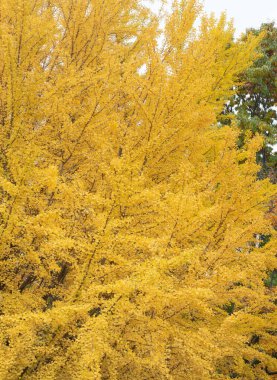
0;1;276;379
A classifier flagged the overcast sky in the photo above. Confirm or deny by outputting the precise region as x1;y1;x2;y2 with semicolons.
150;0;277;35
204;0;276;35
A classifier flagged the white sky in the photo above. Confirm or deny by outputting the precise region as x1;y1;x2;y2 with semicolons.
150;0;277;36
204;0;276;35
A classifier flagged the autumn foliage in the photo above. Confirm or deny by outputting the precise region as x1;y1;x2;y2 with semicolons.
0;0;276;379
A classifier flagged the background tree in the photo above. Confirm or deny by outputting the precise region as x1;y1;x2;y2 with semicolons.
220;22;277;181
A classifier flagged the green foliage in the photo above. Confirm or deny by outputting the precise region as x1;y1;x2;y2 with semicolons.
264;270;277;288
220;22;277;181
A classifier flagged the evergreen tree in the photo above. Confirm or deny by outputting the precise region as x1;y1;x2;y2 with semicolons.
220;22;277;181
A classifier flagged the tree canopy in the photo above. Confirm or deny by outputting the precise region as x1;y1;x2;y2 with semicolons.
0;1;276;379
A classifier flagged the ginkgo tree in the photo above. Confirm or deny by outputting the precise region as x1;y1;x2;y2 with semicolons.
0;0;276;379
